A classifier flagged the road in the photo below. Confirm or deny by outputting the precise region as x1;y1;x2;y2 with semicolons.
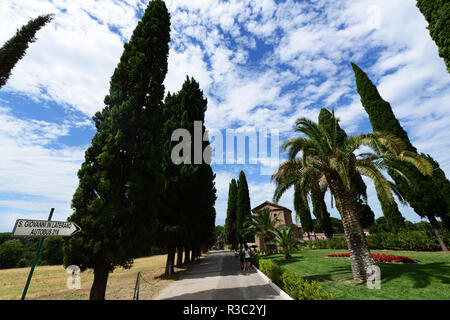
154;250;286;300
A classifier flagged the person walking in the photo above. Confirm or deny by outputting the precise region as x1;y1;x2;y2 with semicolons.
239;246;245;270
243;244;253;271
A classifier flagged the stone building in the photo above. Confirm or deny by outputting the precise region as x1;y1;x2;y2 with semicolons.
251;201;301;251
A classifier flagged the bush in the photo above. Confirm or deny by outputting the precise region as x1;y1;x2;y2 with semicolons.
259;260;333;300
251;250;262;268
281;270;333;300
259;259;283;287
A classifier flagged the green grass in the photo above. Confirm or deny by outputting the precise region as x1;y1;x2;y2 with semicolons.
264;249;450;300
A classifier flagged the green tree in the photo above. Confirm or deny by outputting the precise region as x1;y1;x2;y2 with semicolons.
271;225;298;260
244;208;280;254
294;183;314;239
416;0;450;73
236;170;252;245
41;237;64;265
272;112;432;281
310;188;334;239
63;0;171;300
225;179;239;250
0;14;53;89
161;77;216;273
0;239;24;268
352;62;449;251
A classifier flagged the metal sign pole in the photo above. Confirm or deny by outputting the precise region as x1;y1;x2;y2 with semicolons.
21;208;54;300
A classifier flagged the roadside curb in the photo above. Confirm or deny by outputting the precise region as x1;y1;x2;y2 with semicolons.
254;267;293;300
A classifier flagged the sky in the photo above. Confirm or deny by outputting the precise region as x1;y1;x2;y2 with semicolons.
0;0;449;232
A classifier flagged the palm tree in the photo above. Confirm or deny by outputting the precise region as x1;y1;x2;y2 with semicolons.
243;208;280;254
272;111;432;281
271;225;299;260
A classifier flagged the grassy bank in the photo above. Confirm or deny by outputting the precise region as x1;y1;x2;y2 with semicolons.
0;254;185;300
264;249;450;300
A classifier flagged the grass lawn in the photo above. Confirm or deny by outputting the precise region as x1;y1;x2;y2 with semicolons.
0;254;187;300
264;249;450;300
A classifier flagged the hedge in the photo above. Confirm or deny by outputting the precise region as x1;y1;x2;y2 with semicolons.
258;259;333;300
301;230;450;251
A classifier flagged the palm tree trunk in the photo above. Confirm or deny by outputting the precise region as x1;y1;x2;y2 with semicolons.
428;215;449;251
330;178;375;282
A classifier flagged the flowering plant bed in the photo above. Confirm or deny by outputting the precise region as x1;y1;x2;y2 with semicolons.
328;252;416;264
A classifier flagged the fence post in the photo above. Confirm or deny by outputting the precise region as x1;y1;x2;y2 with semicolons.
133;272;141;300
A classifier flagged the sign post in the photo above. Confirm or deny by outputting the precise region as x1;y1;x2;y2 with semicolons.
20;208;54;300
12;209;81;300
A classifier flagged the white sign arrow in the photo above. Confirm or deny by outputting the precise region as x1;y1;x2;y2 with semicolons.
12;219;81;237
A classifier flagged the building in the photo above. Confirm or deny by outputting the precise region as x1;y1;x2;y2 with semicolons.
251;201;301;251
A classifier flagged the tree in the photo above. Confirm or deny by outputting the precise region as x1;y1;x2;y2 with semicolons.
416;0;450;73
0;239;24;268
310;188;334;239
41;237;64;265
352;62;449;251
243;208;280;254
294;183;314;239
225;179;239;250
236;171;252;245
63;0;171;300
0;14;53;89
272;112;432;281
271;225;298;260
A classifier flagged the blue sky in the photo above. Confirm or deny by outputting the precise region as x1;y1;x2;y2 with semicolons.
0;0;449;231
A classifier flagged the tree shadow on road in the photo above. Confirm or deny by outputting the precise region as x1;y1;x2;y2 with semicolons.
157;284;284;300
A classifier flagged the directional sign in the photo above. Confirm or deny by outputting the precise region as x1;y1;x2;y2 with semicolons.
12;219;81;237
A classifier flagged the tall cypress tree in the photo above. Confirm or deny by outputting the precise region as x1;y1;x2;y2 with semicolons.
236;170;251;245
416;0;450;73
63;0;170;299
352;62;449;250
294;183;314;239
310;187;333;238
0;14;53;88
225;179;238;249
161;77;216;274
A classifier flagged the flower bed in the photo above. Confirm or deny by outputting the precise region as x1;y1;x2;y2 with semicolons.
328;252;416;263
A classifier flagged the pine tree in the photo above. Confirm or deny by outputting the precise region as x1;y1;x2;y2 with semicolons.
0;14;53;88
225;179;239;249
416;0;450;73
236;171;252;245
63;0;171;299
352;62;449;250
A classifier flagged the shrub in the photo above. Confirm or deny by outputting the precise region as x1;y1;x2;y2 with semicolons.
281;270;333;300
328;252;416;263
251;250;262;268
259;259;283;287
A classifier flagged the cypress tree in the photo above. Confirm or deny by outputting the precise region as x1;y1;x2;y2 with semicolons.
0;14;53;88
352;62;449;250
225;179;239;249
63;0;170;299
294;183;314;239
236;170;252;245
310;188;333;238
161;77;216;273
416;0;450;73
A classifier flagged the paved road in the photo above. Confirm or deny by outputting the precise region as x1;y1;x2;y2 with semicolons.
154;250;286;300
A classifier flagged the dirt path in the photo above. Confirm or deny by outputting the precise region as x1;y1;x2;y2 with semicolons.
154;250;286;300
